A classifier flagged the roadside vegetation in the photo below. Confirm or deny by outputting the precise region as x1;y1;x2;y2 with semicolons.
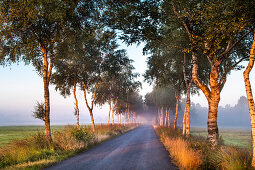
155;126;252;170
0;124;138;169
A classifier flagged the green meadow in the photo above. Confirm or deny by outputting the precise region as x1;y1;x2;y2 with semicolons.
191;127;251;148
0;125;65;147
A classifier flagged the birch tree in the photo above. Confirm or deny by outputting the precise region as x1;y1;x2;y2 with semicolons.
0;0;94;140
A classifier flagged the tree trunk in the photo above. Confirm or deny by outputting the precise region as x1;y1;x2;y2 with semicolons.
165;109;167;127
43;73;51;140
41;47;51;141
124;111;126;124
111;99;118;125
183;53;191;137
112;111;114;124
108;101;112;126
131;112;133;123
161;108;163;126
182;105;186;135
88;108;95;131
168;110;170;127
243;32;255;167
83;83;96;131
158;108;160;125
207;65;220;146
174;93;179;129
191;52;220;147
120;112;122;125
185;89;191;137
73;83;80;129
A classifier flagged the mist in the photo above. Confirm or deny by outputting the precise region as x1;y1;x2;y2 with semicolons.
138;95;250;129
177;96;250;129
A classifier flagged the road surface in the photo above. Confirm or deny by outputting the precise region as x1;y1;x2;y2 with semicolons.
46;125;178;170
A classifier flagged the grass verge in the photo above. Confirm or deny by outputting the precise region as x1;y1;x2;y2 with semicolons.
155;126;252;170
0;124;138;169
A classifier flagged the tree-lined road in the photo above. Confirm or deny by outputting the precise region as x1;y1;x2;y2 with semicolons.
46;125;178;170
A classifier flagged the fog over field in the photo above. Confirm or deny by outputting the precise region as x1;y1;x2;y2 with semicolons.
173;96;250;129
0;95;250;129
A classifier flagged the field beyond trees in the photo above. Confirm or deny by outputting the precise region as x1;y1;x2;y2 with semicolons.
191;127;251;149
0;126;65;147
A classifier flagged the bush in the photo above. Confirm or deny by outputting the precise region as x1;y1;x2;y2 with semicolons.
0;133;53;168
53;126;94;151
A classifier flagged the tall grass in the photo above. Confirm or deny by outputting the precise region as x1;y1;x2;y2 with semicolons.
155;126;253;170
209;146;252;170
159;128;202;169
0;124;136;169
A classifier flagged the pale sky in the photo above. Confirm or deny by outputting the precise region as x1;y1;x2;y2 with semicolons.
0;43;254;125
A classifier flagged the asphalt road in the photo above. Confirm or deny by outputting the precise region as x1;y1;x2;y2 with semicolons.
46;125;178;170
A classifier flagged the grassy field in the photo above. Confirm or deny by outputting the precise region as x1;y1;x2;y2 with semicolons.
0;125;65;147
191;127;251;148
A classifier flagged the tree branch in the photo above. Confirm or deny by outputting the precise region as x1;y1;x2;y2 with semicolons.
156;39;184;49
171;2;193;41
91;83;98;111
83;83;91;111
219;30;252;59
191;52;211;100
219;56;249;91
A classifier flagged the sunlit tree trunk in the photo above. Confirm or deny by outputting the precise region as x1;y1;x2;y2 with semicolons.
83;83;97;132
207;65;220;146
185;89;191;137
174;92;179;129
161;107;163;126
183;53;192;137
40;46;53;141
243;32;255;167
182;106;186;135
165;109;167;127
117;111;119;124
191;51;220;147
168;110;170;127
73;82;80;129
